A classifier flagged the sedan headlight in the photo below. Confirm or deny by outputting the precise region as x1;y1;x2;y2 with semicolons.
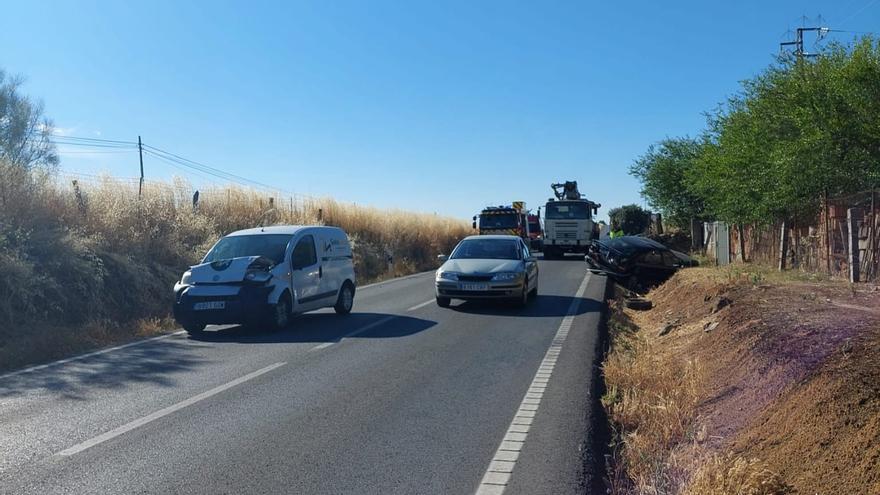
491;272;521;281
180;270;192;285
437;271;459;281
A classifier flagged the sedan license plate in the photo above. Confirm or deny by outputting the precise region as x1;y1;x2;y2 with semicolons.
193;301;225;311
460;283;488;291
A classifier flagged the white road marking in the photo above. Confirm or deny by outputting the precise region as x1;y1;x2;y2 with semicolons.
406;299;435;312
475;272;591;495
309;316;397;351
56;362;287;456
0;331;187;381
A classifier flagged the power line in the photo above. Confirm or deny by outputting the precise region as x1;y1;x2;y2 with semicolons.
142;144;291;194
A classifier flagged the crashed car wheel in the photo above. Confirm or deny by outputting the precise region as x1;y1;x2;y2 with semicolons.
436;296;451;308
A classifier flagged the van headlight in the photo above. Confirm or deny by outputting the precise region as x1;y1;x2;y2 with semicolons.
492;272;521;281
245;271;273;284
180;270;192;285
437;271;459;281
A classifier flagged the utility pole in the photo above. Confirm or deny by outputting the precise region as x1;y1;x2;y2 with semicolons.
138;135;144;198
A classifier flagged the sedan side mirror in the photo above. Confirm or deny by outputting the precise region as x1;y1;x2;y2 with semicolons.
526;256;537;262
438;254;448;262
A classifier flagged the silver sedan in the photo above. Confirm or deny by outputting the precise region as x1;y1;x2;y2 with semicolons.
435;235;539;307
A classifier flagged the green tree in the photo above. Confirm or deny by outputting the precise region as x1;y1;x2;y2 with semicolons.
0;70;58;171
629;137;705;230
608;204;652;235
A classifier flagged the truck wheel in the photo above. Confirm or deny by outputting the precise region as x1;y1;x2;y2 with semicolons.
436;296;451;308
267;295;291;331
183;322;205;335
334;282;355;315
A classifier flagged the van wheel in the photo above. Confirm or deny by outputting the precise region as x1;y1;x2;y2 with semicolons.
183;322;205;335
334;282;354;315
436;296;451;308
529;278;538;298
267;295;291;331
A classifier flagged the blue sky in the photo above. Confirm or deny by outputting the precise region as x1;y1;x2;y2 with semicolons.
2;1;878;220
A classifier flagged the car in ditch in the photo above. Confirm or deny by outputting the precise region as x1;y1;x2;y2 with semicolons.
585;235;697;290
435;235;538;307
173;225;356;334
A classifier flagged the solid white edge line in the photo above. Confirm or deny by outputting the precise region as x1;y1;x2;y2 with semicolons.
56;362;287;456
406;299;435;312
474;272;591;495
0;331;187;381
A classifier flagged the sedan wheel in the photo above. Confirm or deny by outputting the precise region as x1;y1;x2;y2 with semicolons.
516;280;529;307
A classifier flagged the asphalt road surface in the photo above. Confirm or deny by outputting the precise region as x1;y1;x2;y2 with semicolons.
0;257;609;495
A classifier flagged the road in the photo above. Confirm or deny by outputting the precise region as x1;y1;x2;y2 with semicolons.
0;257;608;495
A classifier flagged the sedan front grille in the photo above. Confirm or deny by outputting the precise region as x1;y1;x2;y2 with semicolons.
457;275;494;282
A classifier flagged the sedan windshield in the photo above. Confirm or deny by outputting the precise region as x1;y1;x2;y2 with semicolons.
203;234;291;265
451;239;521;260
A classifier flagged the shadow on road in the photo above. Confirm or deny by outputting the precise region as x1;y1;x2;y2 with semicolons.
450;294;601;318
0;340;207;400
186;312;436;344
0;312;435;398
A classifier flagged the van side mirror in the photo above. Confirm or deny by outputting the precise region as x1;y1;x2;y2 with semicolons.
438;254;448;262
471;221;476;230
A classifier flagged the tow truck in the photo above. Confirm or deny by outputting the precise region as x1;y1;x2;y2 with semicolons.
542;181;600;259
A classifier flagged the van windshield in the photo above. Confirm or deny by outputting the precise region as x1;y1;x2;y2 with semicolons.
203;234;292;265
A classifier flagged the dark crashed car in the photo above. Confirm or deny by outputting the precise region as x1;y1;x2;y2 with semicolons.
585;236;697;290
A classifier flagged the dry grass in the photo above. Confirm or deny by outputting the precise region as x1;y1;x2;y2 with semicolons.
0;161;468;371
602;296;707;494
682;455;791;495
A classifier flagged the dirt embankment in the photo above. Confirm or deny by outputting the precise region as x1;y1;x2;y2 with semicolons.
604;267;880;495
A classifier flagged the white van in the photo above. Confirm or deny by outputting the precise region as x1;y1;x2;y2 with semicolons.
173;226;356;334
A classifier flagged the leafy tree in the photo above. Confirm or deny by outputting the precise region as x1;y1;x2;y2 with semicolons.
608;204;652;235
629;137;705;230
636;36;880;227
0;70;58;171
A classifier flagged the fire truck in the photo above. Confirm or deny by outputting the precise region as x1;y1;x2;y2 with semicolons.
527;210;543;251
543;181;601;259
473;201;530;243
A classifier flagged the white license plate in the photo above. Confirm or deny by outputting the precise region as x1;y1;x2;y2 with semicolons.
193;301;226;310
460;283;488;291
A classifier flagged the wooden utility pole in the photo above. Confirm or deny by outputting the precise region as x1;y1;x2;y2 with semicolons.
138;135;144;198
